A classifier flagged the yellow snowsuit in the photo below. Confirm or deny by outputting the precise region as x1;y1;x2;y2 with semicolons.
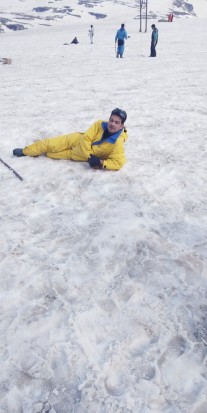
23;120;128;171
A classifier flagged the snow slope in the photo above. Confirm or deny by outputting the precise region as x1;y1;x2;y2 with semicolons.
0;7;207;413
0;0;207;33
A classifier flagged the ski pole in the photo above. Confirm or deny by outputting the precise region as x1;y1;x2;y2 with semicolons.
0;157;24;181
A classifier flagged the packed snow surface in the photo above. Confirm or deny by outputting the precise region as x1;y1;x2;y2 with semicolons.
0;11;207;413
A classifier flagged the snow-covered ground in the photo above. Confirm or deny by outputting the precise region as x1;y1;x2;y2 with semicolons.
0;13;207;413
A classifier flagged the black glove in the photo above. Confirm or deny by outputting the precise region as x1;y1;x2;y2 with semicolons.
88;154;102;169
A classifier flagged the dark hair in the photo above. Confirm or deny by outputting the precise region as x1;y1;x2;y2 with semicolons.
121;23;125;28
151;24;155;28
111;108;127;123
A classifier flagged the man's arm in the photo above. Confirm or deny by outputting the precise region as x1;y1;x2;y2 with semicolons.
154;30;158;45
102;151;126;171
72;120;102;161
88;152;126;171
102;135;127;171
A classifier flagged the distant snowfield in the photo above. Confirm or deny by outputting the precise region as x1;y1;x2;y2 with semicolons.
152;0;207;17
192;0;207;16
0;13;207;413
0;0;207;29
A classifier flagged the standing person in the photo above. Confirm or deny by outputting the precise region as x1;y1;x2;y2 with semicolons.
115;23;128;58
88;25;94;44
13;108;128;171
150;24;158;57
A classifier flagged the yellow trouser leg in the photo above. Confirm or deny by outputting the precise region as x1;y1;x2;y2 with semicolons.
46;150;72;160
23;132;81;157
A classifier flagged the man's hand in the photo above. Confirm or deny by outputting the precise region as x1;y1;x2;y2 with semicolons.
88;154;103;169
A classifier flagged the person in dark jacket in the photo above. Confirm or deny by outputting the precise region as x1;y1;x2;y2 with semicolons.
115;23;128;58
150;24;158;57
71;37;79;44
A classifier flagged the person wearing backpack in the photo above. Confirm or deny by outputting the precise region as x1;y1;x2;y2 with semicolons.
115;23;128;58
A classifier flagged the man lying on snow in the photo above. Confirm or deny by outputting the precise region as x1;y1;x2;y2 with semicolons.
13;108;128;171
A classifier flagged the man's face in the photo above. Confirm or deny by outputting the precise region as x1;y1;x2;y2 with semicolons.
108;115;123;133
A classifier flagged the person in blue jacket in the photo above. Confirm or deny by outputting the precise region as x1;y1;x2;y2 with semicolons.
115;23;128;58
150;24;158;57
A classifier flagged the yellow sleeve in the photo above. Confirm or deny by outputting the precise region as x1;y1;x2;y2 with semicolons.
102;151;126;171
79;120;103;159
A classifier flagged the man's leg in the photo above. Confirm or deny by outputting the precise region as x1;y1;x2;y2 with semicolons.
120;45;124;58
150;42;156;57
46;149;72;160
23;133;81;157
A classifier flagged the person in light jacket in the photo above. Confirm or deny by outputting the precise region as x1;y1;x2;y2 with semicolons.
13;109;128;171
88;25;94;44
